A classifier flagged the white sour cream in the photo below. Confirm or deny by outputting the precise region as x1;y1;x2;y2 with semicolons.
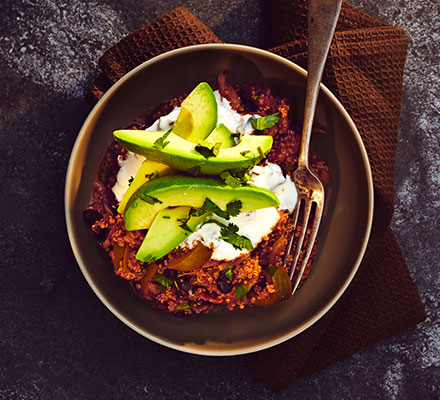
111;91;298;261
182;162;297;260
112;152;146;202
214;91;258;135
145;107;181;132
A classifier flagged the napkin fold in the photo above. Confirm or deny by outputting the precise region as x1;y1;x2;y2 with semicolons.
88;1;426;392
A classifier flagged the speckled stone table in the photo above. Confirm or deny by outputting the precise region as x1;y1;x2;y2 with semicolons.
1;1;439;399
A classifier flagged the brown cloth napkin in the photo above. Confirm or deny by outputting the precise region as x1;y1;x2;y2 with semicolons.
88;2;426;392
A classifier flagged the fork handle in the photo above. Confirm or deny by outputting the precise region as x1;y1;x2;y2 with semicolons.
299;0;342;168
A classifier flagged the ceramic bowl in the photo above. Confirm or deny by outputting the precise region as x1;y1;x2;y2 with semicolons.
65;44;373;356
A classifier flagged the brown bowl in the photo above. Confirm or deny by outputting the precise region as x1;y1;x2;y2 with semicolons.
65;44;373;356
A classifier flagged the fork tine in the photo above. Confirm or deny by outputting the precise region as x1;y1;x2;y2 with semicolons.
283;199;302;267
287;200;313;282
291;201;323;294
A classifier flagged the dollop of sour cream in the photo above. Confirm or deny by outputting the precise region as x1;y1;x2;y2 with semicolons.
111;91;298;261
182;162;297;260
112;152;146;202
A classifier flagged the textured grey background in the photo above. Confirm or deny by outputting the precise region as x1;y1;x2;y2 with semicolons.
0;0;439;399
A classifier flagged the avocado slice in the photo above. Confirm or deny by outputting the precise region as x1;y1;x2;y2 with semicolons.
118;84;218;212
136;206;208;263
124;175;280;231
206;123;235;148
113;130;272;175
171;82;217;142
117;160;173;214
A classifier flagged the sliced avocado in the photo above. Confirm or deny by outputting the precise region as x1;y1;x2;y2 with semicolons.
171;82;217;142
117;160;173;214
124;175;280;231
117;84;217;212
206;123;235;148
113;130;272;176
136;206;208;263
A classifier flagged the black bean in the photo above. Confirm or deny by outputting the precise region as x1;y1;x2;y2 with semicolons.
94;227;109;241
163;269;178;281
102;186;118;215
217;271;233;294
83;209;102;227
179;276;191;293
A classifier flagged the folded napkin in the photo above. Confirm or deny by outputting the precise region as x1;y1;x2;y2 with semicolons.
88;1;426;392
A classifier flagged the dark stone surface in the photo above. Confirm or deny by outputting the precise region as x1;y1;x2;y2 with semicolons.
0;0;438;398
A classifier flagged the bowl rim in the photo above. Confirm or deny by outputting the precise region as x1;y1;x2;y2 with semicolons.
65;43;374;356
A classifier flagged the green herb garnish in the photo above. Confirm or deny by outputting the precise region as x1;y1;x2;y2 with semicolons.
225;266;233;281
178;220;193;233
200;198;228;219
251;112;280;131
139;194;163;204
153;275;173;289
219;223;253;250
176;216;193;233
220;171;252;188
233;285;250;300
195;139;222;158
226;200;242;217
201;220;253;251
200;198;242;220
189;207;206;217
152;129;172;150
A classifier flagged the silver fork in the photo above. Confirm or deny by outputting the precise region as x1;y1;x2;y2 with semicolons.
283;0;342;295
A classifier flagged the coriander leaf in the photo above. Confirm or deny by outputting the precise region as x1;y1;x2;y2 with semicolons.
177;247;183;258
152;129;172;150
201;198;229;219
219;223;254;251
233;285;249;301
219;222;238;235
220;171;252;188
176;216;193;233
195;140;222;158
139;193;163;204
178;221;193;233
153;275;173;289
189;207;206;217
251;112;280;131
226;200;242;217
225;266;232;281
220;171;242;188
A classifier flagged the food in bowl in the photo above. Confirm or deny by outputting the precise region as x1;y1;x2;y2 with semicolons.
83;73;329;315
